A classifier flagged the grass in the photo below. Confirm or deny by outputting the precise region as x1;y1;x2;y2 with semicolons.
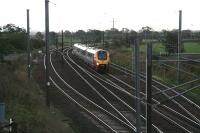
191;88;200;95
58;36;81;46
0;56;75;133
110;46;132;69
140;42;165;54
140;41;200;54
183;42;200;53
110;45;200;102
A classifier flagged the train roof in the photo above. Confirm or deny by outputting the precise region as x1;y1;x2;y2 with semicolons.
73;43;105;54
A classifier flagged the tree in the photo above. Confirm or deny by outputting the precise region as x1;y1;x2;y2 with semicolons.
0;38;14;61
163;30;178;53
162;30;184;54
30;38;44;49
74;30;86;43
64;30;71;37
182;30;192;39
2;24;25;33
49;32;58;45
139;26;153;40
0;24;26;51
31;32;44;49
0;24;26;62
35;32;44;40
87;29;102;44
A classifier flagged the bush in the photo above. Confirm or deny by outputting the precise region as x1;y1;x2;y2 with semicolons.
0;57;75;133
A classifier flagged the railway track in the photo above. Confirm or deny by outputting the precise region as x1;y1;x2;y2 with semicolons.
84;63;200;132
110;63;200;132
64;49;168;132
43;47;200;132
64;48;199;132
152;55;199;80
159;63;198;78
48;51;136;132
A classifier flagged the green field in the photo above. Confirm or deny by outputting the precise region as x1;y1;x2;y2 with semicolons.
110;42;200;102
183;42;200;53
58;36;81;46
140;42;165;54
140;41;200;54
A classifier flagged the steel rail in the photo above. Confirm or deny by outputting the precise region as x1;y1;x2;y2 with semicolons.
111;63;200;111
59;51;136;130
61;48;198;132
110;63;200;125
107;73;200;128
50;78;118;133
155;84;200;106
49;52;135;131
65;48;196;132
181;57;200;63
161;63;198;77
81;66;165;133
152;78;200;96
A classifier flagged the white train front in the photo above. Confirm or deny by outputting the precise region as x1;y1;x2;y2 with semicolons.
72;44;110;73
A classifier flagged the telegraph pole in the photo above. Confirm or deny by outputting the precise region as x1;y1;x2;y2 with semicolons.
146;43;152;133
133;36;141;133
112;18;115;30
56;35;58;49
45;0;50;107
62;30;64;52
102;31;104;49
71;32;73;47
61;30;64;64
177;10;182;84
27;9;31;80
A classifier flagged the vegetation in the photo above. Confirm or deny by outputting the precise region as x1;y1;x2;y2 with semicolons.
0;57;75;133
0;24;44;62
0;24;76;133
183;42;200;53
161;30;185;54
110;45;200;102
37;26;200;54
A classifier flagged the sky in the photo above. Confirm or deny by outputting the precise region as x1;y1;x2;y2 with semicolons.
1;0;200;32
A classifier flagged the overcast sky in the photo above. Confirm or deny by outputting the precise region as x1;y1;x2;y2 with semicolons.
1;0;200;32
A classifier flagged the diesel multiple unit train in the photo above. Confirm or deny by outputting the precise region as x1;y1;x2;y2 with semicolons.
72;43;110;73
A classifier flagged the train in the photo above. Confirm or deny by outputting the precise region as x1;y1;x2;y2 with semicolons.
72;43;110;73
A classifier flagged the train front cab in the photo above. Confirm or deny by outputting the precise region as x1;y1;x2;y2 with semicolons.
94;50;110;73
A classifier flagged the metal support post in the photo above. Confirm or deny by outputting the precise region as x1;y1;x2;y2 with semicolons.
27;9;31;79
177;10;182;84
132;36;141;133
113;18;115;30
61;30;64;64
86;32;88;45
71;32;73;47
102;31;104;49
146;43;152;133
56;35;58;49
45;0;50;107
62;30;64;52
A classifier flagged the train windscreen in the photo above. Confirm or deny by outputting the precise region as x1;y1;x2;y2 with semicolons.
98;51;107;60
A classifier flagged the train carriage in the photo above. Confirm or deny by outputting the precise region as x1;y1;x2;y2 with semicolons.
72;43;110;73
